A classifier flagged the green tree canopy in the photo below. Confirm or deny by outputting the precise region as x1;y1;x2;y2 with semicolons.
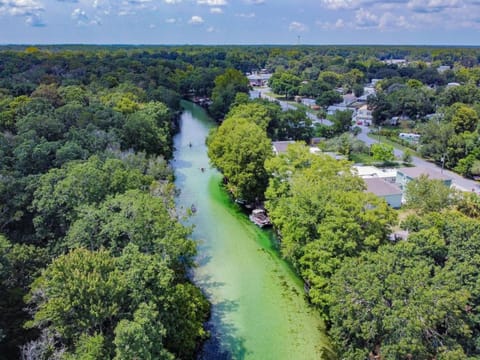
329;243;470;360
404;174;459;213
65;190;194;270
207;116;272;202
32;156;154;244
210;68;250;119
370;143;395;163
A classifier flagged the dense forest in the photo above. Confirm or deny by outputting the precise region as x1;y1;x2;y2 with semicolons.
1;44;480;359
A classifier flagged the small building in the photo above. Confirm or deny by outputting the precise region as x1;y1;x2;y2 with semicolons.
446;82;461;88
382;59;408;66
272;141;295;155
310;137;324;146
437;65;451;74
342;93;357;106
301;98;316;107
327;104;349;115
363;86;376;96
354;104;373;126
399;132;420;142
247;73;272;87
364;178;403;208
396;166;453;190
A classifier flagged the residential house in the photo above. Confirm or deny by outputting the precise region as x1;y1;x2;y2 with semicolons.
382;59;408;66
353;165;397;183
354;104;373;125
437;65;451;74
272;141;295;155
327;104;349;115
364;178;403;208
396;166;453;190
247;73;272;87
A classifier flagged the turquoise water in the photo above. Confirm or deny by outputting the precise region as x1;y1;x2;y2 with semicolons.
173;102;333;360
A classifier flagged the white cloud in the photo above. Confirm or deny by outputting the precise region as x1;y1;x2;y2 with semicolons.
320;0;408;10
317;18;346;29
164;0;182;3
245;0;265;3
188;15;204;24
379;12;412;29
0;0;46;26
408;0;460;13
206;25;215;32
72;7;101;25
165;17;177;23
320;0;355;9
0;0;44;16
236;12;255;17
72;7;87;20
210;7;223;13
197;0;227;5
354;8;379;28
289;21;308;32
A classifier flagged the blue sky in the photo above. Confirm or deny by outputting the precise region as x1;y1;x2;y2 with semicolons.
0;0;480;45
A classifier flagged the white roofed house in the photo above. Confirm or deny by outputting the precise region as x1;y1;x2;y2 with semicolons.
353;165;397;183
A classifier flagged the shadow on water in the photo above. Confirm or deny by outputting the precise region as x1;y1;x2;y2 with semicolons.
198;299;249;360
172;158;193;170
193;273;249;359
195;252;212;267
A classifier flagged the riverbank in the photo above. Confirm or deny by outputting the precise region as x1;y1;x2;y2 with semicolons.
173;101;334;360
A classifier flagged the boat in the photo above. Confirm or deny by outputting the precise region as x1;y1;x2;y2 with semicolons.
249;209;271;228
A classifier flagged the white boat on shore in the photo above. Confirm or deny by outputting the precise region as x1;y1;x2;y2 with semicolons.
249;209;271;228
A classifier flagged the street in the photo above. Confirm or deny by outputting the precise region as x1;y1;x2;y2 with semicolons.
357;125;480;192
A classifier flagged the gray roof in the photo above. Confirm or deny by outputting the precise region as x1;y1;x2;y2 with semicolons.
272;141;295;154
397;167;452;181
365;178;402;196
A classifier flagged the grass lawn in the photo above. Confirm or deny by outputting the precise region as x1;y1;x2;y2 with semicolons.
350;152;407;167
350;153;375;165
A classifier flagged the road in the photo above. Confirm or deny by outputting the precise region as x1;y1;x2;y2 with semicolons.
251;87;479;192
357;125;480;192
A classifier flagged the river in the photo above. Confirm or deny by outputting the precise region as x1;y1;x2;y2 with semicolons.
173;101;333;360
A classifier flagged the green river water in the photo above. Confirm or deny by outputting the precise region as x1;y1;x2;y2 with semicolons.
173;101;332;360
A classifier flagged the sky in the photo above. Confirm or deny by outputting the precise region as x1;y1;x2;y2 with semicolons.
1;0;480;45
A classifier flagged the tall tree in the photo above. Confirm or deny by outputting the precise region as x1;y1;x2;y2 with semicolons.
210;68;249;119
207;116;272;203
